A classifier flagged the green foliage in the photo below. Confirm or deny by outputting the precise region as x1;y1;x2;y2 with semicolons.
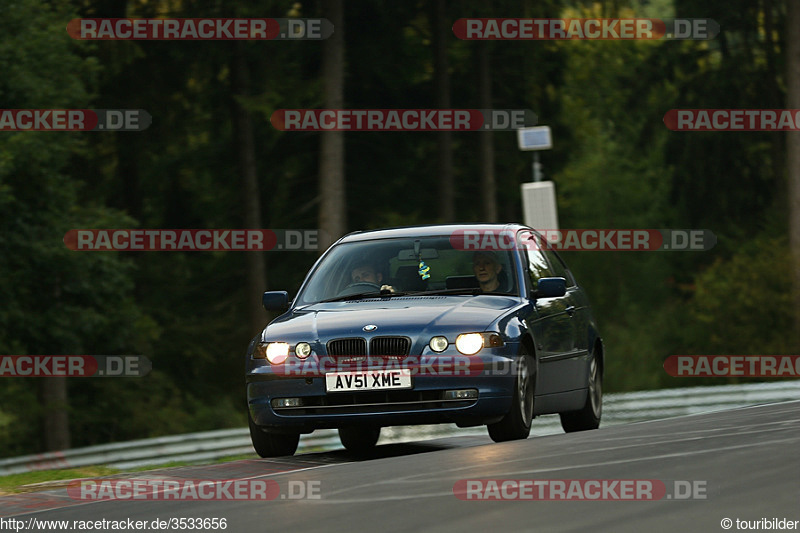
0;0;796;456
0;0;161;455
688;235;794;356
0;466;119;495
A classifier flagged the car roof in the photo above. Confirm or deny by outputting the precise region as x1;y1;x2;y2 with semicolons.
337;223;530;243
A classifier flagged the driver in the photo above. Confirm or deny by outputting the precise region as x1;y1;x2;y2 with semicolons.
350;261;394;292
351;262;383;285
472;251;504;293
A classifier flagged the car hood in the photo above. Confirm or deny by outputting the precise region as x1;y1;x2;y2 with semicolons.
263;295;522;342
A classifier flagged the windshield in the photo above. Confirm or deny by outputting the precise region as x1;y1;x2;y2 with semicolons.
295;236;519;305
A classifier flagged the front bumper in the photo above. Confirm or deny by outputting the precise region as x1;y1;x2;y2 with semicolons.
246;352;518;431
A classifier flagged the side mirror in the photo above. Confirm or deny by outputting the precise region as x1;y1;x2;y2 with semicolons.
262;291;289;312
535;277;566;298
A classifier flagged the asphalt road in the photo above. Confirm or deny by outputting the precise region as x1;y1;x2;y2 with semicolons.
4;401;799;533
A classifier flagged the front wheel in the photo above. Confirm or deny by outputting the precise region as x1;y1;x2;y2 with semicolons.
338;426;380;453
249;415;300;457
560;349;602;432
488;347;535;443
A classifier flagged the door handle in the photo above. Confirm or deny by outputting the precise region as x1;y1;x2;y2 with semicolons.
565;305;576;317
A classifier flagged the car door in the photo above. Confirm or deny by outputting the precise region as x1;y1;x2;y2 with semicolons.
541;247;587;392
520;234;577;396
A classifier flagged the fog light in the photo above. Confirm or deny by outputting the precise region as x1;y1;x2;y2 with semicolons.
429;336;448;352
295;342;312;358
444;389;478;400
272;398;303;408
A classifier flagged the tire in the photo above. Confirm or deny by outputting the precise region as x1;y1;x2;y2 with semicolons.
338;426;381;453
248;415;300;457
488;346;535;443
560;349;602;432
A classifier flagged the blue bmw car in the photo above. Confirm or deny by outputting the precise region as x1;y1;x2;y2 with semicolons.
246;224;603;456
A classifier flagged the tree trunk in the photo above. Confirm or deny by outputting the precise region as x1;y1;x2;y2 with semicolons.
232;43;267;336
318;0;346;251
39;377;69;450
478;44;496;222
432;0;454;222
788;1;800;340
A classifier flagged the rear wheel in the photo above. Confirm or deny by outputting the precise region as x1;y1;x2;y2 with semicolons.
248;415;300;457
488;347;535;443
560;349;602;432
338;427;381;453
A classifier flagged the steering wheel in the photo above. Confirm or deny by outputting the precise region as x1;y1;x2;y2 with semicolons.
337;281;381;297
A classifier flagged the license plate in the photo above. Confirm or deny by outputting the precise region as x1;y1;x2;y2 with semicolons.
325;369;412;392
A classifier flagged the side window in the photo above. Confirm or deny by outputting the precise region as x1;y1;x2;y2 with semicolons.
542;249;575;287
525;238;552;290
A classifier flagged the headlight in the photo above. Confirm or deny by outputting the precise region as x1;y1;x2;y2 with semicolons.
454;332;504;355
429;336;448;352
266;342;290;364
455;333;484;355
295;342;312;359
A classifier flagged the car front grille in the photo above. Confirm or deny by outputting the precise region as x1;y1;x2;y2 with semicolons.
327;337;410;361
370;336;410;357
327;338;367;357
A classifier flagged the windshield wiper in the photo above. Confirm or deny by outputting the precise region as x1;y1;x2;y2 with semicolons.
407;288;482;296
319;291;381;303
319;289;409;303
406;288;517;297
